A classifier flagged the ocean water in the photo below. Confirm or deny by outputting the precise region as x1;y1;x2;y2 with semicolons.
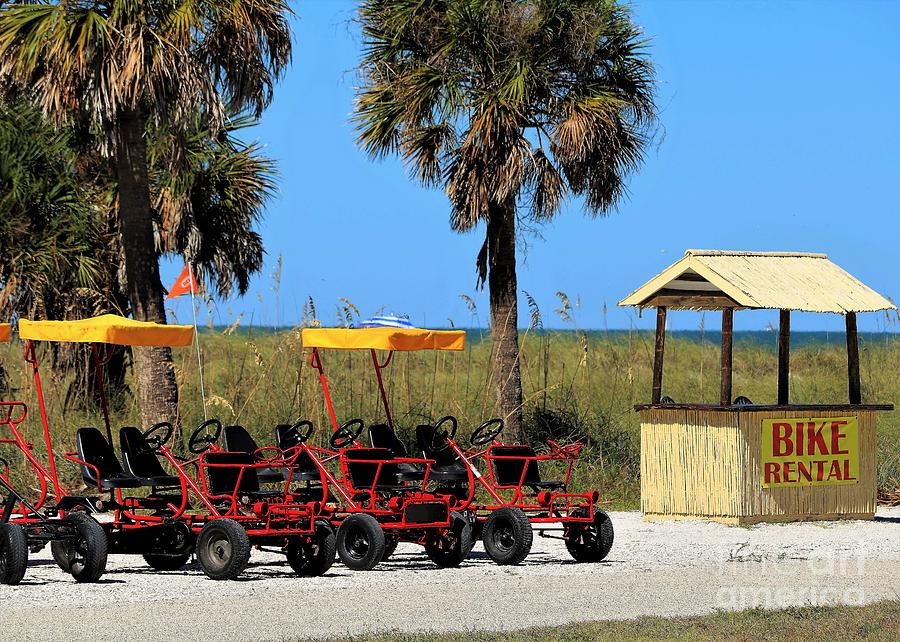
209;326;899;350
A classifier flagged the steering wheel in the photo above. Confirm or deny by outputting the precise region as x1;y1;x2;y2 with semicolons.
287;419;315;446
470;418;504;446
329;418;365;449
140;422;174;453
430;415;458;452
188;419;223;454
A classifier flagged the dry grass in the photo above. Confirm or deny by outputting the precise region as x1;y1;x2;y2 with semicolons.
323;600;900;642
1;327;898;508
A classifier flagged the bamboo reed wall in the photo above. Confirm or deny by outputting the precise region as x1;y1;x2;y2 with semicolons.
639;407;878;524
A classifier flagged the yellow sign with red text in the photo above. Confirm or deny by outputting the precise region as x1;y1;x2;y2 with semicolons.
761;417;859;488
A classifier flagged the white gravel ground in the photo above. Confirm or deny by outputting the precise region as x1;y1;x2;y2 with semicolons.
1;508;898;641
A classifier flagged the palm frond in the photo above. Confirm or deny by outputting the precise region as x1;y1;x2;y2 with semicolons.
355;0;657;247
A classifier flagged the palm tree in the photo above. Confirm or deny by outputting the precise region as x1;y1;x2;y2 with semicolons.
0;1;291;427
149;114;277;299
0;100;103;321
1;95;278;418
355;0;656;438
100;113;278;412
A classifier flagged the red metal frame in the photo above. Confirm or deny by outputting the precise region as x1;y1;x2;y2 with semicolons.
91;343;115;448
60;412;337;535
309;347;398;432
16;339;138;508
438;434;598;527
23;342;63;503
306;345;466;542
279;439;450;535
57;424;329;541
371;349;394;428
18;338;329;565
0;400;62;512
310;349;339;432
308;340;601;532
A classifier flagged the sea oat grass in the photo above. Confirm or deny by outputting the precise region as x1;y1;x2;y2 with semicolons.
1;330;897;507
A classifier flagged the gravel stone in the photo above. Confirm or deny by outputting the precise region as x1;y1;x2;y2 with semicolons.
1;508;898;640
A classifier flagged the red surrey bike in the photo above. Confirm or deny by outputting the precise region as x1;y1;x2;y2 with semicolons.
218;417;472;571
0;402;107;585
15;315;333;581
417;415;614;565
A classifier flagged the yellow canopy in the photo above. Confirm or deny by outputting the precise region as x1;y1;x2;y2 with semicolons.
0;323;10;343
302;327;465;352
18;314;193;347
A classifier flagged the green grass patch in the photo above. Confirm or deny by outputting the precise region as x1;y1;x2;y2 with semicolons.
327;601;900;642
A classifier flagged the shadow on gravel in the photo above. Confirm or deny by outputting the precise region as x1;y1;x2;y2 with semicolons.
464;550;592;567
98;550;620;580
15;576;126;586
874;515;900;524
15;579;52;586
104;562;203;576
105;559;344;582
373;551;620;571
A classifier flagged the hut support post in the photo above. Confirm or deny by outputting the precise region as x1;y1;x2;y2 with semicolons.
846;311;861;404
778;309;790;405
652;306;667;404
720;308;733;405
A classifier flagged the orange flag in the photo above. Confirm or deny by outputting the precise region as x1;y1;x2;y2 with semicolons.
166;264;199;299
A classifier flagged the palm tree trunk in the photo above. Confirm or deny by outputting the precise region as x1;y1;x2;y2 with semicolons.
487;198;523;441
114;109;180;429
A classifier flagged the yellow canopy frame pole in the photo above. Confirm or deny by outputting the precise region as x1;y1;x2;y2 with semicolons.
188;263;208;422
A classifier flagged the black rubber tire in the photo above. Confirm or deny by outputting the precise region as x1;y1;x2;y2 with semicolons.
336;514;385;571
143;552;192;571
424;511;473;568
381;536;399;562
565;507;614;562
483;507;532;566
286;520;336;577
50;538;71;573
196;519;251;580
50;509;94;573
0;523;28;585
59;512;108;583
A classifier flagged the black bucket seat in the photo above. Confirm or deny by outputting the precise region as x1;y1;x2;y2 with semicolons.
368;424;426;482
202;451;280;499
489;445;565;492
415;425;469;482
221;425;287;485
274;424;324;482
75;427;142;491
119;426;181;487
342;447;407;491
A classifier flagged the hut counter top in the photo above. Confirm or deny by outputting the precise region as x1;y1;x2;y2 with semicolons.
634;403;894;412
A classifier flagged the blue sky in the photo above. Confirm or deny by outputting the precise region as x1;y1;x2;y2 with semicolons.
163;0;900;333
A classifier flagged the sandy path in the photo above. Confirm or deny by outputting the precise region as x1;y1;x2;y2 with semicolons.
1;509;898;641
